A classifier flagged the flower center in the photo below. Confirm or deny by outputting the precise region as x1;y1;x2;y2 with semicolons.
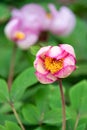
46;13;52;19
14;32;25;40
44;57;64;74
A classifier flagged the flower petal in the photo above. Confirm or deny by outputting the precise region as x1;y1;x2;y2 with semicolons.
54;65;76;78
64;55;75;66
34;57;48;74
36;46;51;57
47;73;57;81
48;4;58;16
4;18;20;39
60;44;76;57
35;71;55;84
47;46;63;58
17;33;38;49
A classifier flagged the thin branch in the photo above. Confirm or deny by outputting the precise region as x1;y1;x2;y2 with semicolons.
8;44;16;90
74;113;80;130
10;103;25;130
59;79;66;130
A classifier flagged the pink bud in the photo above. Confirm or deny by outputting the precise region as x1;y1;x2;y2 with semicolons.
34;44;76;84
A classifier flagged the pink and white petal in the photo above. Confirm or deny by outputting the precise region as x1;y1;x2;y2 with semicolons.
54;65;76;78
34;58;48;74
12;9;22;18
47;73;57;81
64;55;75;66
60;44;76;57
17;33;38;50
4;18;20;39
48;4;58;16
47;46;63;58
35;71;55;84
21;4;45;15
36;46;51;57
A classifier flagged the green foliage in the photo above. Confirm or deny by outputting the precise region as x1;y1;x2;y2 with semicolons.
22;104;40;125
0;4;10;22
0;79;10;103
10;67;38;101
0;121;21;130
0;0;87;130
70;80;87;115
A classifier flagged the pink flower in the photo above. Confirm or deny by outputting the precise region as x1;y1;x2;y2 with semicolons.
12;4;48;31
4;18;39;49
34;44;76;84
48;4;76;36
4;4;47;49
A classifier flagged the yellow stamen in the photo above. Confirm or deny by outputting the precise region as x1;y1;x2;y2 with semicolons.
14;32;25;40
44;57;64;74
46;13;52;19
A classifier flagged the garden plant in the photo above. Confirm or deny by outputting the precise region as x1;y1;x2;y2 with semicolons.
0;0;87;130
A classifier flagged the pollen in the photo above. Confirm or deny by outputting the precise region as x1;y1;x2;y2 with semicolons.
46;13;52;19
44;57;64;74
14;31;25;40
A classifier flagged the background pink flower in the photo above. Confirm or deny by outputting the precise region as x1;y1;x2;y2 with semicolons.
4;4;48;49
48;4;76;36
34;44;76;84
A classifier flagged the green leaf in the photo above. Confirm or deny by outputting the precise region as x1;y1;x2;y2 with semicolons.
22;104;40;125
70;80;87;115
10;67;38;101
43;108;70;125
0;102;22;114
29;45;41;56
0;114;16;124
5;121;21;130
35;126;58;130
0;79;10;103
48;84;62;109
72;62;87;76
77;124;86;130
34;84;50;114
0;47;12;78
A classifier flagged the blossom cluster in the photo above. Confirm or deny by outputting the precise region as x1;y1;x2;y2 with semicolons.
5;3;76;49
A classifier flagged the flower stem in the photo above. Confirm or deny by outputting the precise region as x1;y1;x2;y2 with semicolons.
8;44;16;90
59;79;66;130
8;44;25;130
10;103;25;130
74;113;80;130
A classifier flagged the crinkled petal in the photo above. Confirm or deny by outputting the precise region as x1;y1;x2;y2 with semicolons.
34;57;48;74
46;46;63;58
60;44;76;57
47;73;57;81
35;71;55;84
36;46;51;57
54;65;76;78
64;55;75;66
